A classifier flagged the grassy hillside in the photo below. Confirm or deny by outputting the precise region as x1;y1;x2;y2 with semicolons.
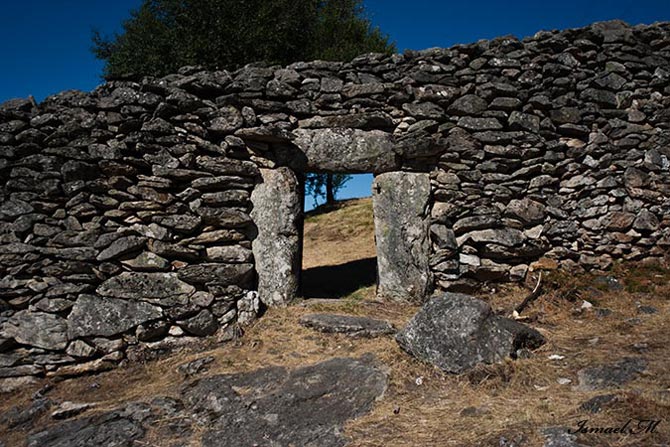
301;198;378;299
302;197;376;270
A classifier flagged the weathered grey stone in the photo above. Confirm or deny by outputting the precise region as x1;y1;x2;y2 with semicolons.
457;116;502;131
402;102;445;119
453;215;500;234
580;88;618;107
121;252;171;271
209;106;244;134
97;272;196;305
373;172;432;301
458;228;526;247
299;314;395;337
299;112;393;130
66;340;97;358
633;210;659;231
2;311;68;350
195;156;258;177
508;111;540;132
195;207;252;227
579;394;619;413
136;320;170;342
178;310;218;336
576;357;647;391
152;214;202;233
447;94;487;116
26;410;145;447
396;293;545;373
505;198;546;225
251;167;301;306
68;295;163;338
206;245;253;263
177;263;254;286
183;356;387;447
0;376;39;394
51;401;95;420
96;236;146;261
291;128;398;173
541;427;589;447
341;82;385;97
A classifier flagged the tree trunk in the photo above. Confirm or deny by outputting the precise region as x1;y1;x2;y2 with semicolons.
326;173;335;205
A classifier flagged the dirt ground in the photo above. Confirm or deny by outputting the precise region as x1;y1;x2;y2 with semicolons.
1;198;669;446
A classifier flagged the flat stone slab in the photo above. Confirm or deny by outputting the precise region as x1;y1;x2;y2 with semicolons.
576;357;647;391
299;313;395;337
396;292;545;373
20;356;387;447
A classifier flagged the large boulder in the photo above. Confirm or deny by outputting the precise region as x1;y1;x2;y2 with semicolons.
396;293;545;373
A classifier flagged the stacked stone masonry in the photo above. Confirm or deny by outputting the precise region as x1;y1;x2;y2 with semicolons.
1;20;669;378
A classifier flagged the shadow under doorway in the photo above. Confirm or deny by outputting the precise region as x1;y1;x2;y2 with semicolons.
300;174;377;299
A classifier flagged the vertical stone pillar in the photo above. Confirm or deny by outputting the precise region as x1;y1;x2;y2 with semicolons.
250;167;301;306
373;172;433;302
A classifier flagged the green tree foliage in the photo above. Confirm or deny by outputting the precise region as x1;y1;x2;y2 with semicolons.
94;0;393;207
92;0;395;78
305;173;351;208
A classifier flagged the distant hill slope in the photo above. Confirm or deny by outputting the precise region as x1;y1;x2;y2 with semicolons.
302;197;376;270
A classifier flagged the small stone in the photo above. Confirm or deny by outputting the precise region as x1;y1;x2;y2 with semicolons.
96;236;146;261
579;394;619;413
637;305;658;315
121;252;170;272
136;320;170;342
152;214;202;233
66;340;97;358
0;376;39;394
457;116;502;131
299;314;395;338
508;111;540;132
505;198;546;225
632;210;659;231
206;245;253;263
51;401;94;420
177;356;215;377
606;211;635;231
447;94;487;116
169;326;185;336
178;310;218;336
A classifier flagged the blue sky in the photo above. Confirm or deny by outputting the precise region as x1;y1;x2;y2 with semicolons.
1;0;669;204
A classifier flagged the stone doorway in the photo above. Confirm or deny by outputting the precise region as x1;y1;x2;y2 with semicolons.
250;165;433;307
247;127;434;307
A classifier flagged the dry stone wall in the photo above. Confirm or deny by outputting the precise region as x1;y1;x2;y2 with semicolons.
1;19;670;379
